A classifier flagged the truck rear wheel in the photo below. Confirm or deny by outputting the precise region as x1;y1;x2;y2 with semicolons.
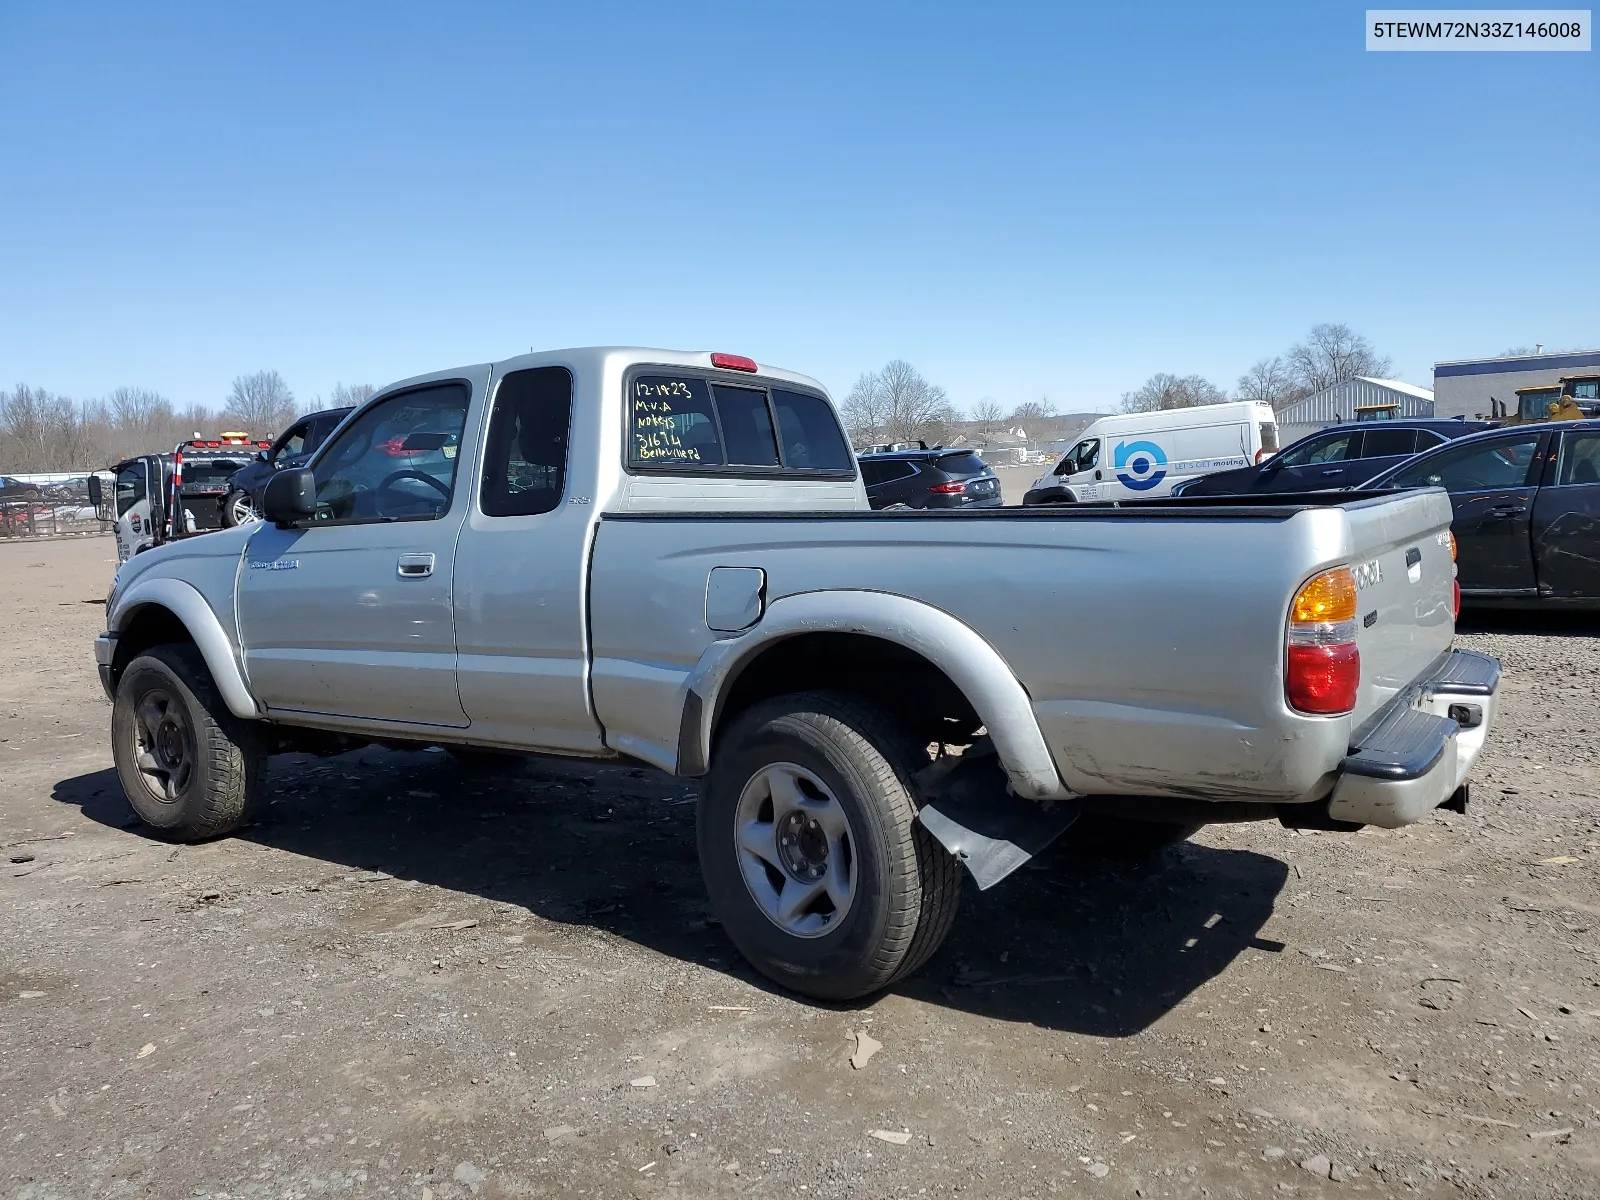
699;692;962;1001
111;643;266;841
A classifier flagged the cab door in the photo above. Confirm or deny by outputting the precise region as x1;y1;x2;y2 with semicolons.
1531;428;1600;600
1388;431;1545;594
236;373;484;728
1053;437;1103;499
1258;430;1363;493
112;456;165;562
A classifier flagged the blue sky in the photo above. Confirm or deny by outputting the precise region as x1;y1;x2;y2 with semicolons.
1;1;1595;415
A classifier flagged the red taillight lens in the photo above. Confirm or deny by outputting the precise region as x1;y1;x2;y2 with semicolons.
1286;643;1361;714
1256;448;1269;464
1286;567;1360;715
1453;579;1461;619
928;480;967;494
711;352;758;372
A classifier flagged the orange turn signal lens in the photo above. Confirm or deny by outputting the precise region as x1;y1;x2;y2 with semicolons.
1291;567;1357;625
1449;531;1458;562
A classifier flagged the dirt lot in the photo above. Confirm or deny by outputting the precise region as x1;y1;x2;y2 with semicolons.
2;535;1598;1200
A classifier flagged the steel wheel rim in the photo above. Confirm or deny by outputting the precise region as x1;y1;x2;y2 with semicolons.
130;687;194;803
229;492;257;525
733;762;856;938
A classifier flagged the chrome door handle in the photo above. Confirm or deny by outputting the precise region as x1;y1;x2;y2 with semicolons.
397;553;435;578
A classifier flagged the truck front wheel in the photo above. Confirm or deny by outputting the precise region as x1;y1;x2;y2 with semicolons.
699;692;962;1001
111;643;266;841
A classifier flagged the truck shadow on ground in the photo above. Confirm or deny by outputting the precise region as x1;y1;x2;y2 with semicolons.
54;750;1287;1038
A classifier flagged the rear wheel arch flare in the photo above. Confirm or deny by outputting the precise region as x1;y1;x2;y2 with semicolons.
683;590;1070;801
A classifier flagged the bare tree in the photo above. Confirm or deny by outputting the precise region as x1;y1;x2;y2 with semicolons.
1008;397;1056;424
325;382;375;410
223;370;296;435
1235;356;1301;410
1285;323;1393;395
0;382;222;472
841;360;957;446
969;398;1005;435
1120;373;1228;413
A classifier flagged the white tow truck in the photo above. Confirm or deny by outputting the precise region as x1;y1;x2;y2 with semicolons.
92;434;272;562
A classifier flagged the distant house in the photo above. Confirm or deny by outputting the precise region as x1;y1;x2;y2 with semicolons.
1276;377;1434;445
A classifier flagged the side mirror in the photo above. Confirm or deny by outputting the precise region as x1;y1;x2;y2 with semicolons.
257;449;270;463
262;468;316;525
87;475;102;507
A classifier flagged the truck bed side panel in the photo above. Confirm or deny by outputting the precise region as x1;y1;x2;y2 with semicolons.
588;496;1455;801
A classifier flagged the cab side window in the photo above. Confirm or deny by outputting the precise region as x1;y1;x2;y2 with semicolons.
1359;429;1418;458
114;463;147;517
480;367;573;517
1055;438;1099;476
309;383;470;523
1391;435;1541;491
275;421;311;461
1279;432;1359;467
1557;433;1600;486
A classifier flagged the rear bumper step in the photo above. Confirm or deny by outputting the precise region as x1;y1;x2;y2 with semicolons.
1327;649;1501;828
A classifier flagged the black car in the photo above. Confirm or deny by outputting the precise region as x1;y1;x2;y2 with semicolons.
1367;419;1600;607
857;448;1002;509
1172;419;1493;498
222;406;353;526
0;475;43;502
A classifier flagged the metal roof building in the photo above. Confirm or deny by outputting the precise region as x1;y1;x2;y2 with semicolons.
1276;377;1434;444
1433;348;1600;420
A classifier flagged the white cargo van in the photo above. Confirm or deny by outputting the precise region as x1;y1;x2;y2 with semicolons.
1023;401;1279;504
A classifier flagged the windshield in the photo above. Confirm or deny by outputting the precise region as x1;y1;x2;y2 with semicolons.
1519;390;1559;420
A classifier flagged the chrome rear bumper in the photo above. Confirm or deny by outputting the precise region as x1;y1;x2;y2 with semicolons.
1328;649;1499;828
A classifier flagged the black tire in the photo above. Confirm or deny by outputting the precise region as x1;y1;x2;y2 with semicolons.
1061;813;1202;859
698;691;963;1001
111;643;266;841
220;490;255;528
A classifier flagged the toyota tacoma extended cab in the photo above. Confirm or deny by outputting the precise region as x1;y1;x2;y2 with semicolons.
94;347;1501;1000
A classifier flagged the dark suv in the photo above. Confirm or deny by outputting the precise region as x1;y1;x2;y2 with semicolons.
858;448;1002;509
222;406;354;526
1172;419;1492;498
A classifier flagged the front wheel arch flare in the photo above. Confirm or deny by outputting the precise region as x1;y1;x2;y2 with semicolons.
108;578;261;719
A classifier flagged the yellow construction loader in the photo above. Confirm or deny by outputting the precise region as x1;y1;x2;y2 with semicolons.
1489;373;1600;425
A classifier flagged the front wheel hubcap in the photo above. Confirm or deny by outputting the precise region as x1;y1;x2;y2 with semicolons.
733;762;856;938
131;688;193;802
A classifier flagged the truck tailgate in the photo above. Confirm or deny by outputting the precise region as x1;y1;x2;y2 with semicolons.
1339;487;1456;726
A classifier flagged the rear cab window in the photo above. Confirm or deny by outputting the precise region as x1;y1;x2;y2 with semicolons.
628;370;854;476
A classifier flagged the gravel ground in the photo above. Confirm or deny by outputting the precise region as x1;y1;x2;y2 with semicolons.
2;535;1598;1200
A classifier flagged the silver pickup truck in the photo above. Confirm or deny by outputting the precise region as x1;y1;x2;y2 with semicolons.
94;347;1501;999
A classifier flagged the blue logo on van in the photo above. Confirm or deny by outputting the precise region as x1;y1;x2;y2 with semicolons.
1114;440;1167;491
